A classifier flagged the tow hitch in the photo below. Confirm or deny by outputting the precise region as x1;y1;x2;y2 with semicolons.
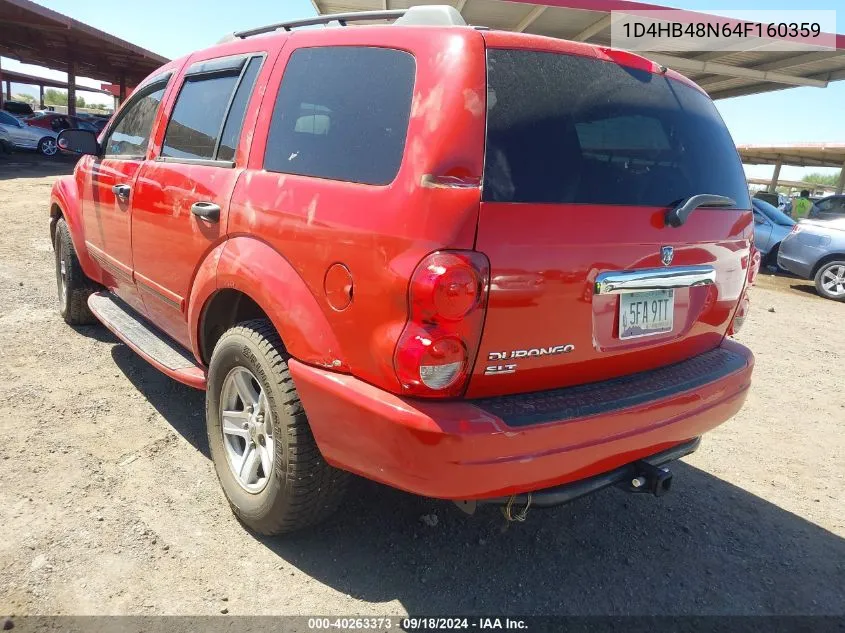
452;437;698;518
620;461;673;497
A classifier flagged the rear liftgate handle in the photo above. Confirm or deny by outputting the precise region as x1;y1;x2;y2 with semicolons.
191;201;220;223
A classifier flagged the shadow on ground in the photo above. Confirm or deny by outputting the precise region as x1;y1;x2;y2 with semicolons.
107;339;845;615
0;151;77;180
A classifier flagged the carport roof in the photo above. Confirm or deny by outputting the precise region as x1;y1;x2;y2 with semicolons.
0;0;169;85
0;68;109;94
310;0;845;100
738;144;845;168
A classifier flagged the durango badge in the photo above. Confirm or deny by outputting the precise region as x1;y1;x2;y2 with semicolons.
485;344;575;375
661;246;674;266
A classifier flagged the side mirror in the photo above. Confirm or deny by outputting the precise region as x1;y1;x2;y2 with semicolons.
57;129;99;156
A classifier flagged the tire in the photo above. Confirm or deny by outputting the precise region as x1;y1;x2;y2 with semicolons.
53;218;97;325
37;136;58;157
206;319;349;535
814;260;845;302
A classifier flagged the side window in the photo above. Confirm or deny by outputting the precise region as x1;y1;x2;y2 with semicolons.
162;55;263;163
104;84;167;159
217;57;263;162
265;46;415;186
0;111;19;126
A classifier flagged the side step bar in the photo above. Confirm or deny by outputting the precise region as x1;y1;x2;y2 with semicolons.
88;292;206;389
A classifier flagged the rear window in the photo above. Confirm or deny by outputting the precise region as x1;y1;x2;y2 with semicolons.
483;49;750;208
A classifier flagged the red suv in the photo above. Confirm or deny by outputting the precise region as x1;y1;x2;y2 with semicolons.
51;6;756;535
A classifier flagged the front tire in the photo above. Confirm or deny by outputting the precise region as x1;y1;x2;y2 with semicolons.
206;319;349;535
53;218;97;325
38;137;58;157
814;260;845;301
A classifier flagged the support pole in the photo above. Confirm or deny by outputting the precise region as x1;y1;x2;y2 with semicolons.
768;158;782;193
67;59;76;117
4;80;10;101
837;161;845;195
119;73;126;105
0;57;4;108
39;84;44;109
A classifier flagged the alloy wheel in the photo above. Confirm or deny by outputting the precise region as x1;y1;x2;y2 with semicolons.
820;264;845;297
220;366;275;493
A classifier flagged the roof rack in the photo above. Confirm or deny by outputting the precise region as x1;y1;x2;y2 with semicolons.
232;5;466;39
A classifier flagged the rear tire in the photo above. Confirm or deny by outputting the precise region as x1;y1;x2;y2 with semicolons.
53;218;97;325
206;319;349;535
814;260;845;302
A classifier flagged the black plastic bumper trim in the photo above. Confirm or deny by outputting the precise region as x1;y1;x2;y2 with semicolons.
471;348;747;428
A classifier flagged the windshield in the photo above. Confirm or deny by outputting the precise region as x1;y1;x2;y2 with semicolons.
752;198;795;226
483;49;750;207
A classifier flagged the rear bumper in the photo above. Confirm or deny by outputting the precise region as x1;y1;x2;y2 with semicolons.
289;339;753;500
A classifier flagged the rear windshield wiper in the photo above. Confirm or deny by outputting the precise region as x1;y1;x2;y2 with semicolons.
665;194;737;227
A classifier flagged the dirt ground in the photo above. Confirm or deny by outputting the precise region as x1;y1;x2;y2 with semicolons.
1;155;844;616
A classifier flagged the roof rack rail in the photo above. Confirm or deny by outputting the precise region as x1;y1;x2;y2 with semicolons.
234;9;406;39
231;5;466;39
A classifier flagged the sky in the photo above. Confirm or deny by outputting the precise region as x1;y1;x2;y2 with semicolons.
2;0;843;182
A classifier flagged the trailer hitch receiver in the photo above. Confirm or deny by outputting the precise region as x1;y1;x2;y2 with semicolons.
623;461;673;497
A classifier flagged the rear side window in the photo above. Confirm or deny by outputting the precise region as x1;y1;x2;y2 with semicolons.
162;55;263;162
265;46;415;186
483;49;750;207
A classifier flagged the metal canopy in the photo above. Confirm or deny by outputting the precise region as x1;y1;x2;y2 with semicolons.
0;68;109;94
738;144;845;169
739;144;845;194
310;0;845;101
0;0;168;86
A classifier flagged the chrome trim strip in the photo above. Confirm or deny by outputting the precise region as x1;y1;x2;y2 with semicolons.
595;265;716;295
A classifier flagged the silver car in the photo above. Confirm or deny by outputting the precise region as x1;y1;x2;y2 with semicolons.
752;197;794;267
0;110;59;156
778;217;845;301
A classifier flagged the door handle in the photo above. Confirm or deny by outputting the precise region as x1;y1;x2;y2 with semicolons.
191;201;220;223
112;184;131;200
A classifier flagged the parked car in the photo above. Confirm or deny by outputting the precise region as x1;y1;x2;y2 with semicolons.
50;5;756;535
24;112;100;134
808;194;845;222
0;110;59;156
2;100;35;118
753;190;791;215
778;218;845;301
751;197;795;266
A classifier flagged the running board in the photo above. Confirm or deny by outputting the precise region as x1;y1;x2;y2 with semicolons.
88;292;206;389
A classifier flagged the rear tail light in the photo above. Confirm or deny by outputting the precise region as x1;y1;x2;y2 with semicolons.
394;251;489;397
728;289;750;336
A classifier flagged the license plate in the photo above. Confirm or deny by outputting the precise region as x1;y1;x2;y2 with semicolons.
619;289;674;339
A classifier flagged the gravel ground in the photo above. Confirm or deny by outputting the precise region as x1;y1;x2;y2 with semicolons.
1;157;844;616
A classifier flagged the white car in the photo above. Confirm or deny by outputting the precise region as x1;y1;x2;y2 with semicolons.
0;110;59;156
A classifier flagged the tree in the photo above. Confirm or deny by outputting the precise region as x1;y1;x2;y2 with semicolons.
75;95;86;108
803;171;841;187
12;93;36;105
43;89;67;106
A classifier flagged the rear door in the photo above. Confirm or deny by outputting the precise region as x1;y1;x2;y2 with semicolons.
130;53;266;347
468;44;752;398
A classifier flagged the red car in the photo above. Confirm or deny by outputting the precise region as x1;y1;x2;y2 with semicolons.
50;6;756;535
26;112;100;134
